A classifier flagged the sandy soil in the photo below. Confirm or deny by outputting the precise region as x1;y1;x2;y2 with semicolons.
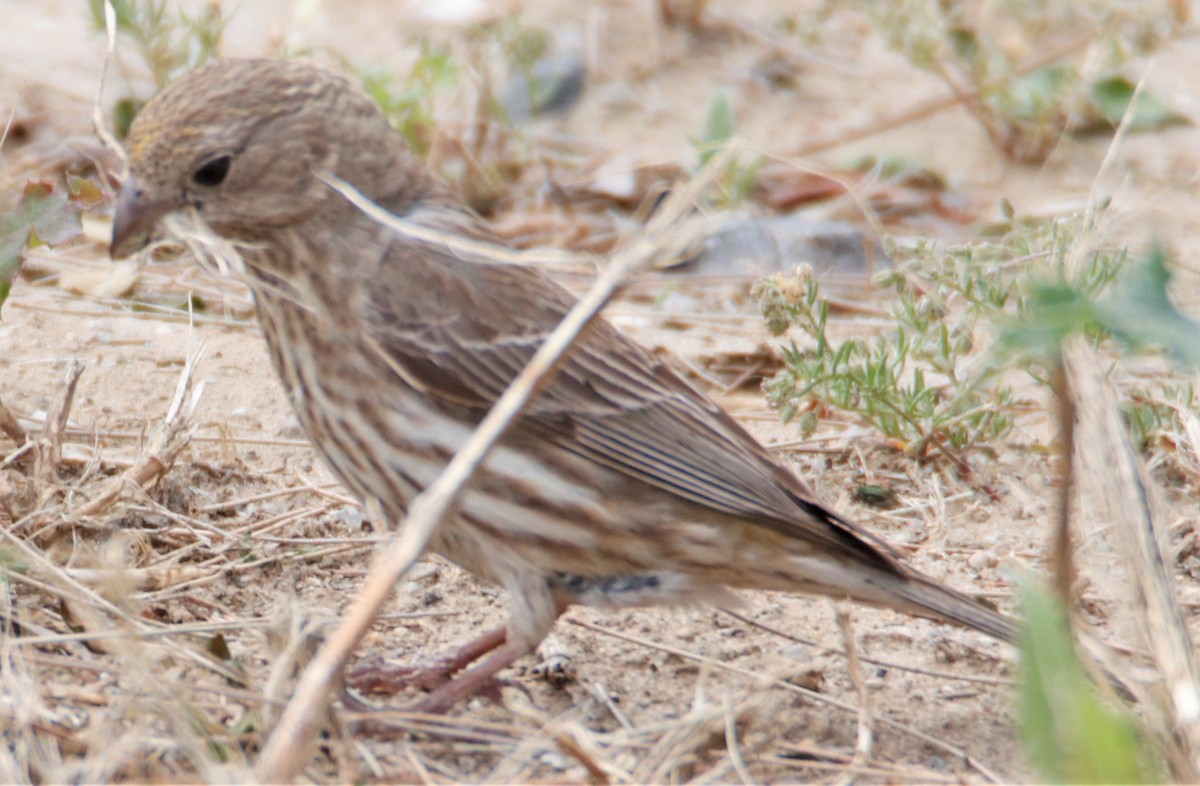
2;1;1199;782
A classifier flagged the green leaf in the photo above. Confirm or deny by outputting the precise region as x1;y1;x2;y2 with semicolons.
703;89;735;147
999;281;1093;363
1018;582;1159;783
1089;76;1188;132
1000;248;1199;368
112;97;142;140
1094;247;1200;367
0;180;85;312
697;89;735;165
1003;65;1075;121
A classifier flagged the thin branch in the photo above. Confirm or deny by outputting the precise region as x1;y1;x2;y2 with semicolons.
72;343;204;518
1064;338;1200;780
93;0;125;162
34;360;83;493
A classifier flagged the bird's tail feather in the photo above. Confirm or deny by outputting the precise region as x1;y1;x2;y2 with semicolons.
876;569;1018;644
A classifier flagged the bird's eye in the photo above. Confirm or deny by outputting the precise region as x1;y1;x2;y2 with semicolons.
192;155;232;187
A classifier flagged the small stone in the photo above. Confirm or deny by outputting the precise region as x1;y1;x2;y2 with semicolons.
502;55;586;120
680;215;889;277
967;549;999;572
786;666;825;692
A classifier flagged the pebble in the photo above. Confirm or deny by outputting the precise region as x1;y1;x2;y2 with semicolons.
967;549;999;572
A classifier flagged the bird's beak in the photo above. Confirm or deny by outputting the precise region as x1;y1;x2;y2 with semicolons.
110;176;171;259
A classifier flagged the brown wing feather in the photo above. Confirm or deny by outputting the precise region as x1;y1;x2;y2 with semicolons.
364;202;900;572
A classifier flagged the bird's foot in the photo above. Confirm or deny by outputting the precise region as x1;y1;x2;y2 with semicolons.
344;624;540;713
347;624;508;696
409;640;535;714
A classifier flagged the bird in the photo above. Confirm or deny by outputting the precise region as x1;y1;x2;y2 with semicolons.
111;57;1015;712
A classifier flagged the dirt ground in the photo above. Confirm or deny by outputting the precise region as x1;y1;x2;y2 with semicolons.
2;1;1199;783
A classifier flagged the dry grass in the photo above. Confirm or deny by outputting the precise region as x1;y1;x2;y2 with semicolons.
2;0;1199;782
0;250;1024;783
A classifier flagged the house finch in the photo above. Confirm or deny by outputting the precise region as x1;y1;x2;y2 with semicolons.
112;58;1015;711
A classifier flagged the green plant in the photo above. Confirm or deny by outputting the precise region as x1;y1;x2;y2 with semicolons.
489;13;551;110
754;208;1200;469
755;198;1200;470
1001;245;1200;369
356;43;459;158
863;0;1187;161
1124;383;1197;454
691;90;761;207
88;0;226;89
0;180;94;311
88;0;227;138
756;262;1015;466
1018;581;1161;783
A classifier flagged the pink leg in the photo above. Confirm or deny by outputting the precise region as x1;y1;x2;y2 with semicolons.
349;625;508;694
411;637;535;714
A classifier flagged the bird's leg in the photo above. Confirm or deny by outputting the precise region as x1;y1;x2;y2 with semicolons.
410;591;570;712
411;636;535;714
350;586;566;712
348;624;508;694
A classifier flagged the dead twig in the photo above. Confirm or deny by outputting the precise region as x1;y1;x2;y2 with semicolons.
1051;364;1077;609
92;0;125;162
1064;338;1200;781
72;344;204;518
833;604;875;786
0;395;25;446
34;360;83;496
789;33;1092;159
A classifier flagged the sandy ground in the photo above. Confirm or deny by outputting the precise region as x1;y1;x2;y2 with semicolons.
2;1;1199;782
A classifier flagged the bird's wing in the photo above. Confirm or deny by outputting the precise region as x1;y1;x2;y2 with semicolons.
364;217;898;570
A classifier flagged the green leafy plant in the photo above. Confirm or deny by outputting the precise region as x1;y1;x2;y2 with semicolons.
691;90;761;206
1018;582;1161;783
755;261;1015;465
1124;383;1196;454
1087;75;1188;132
754;212;1110;462
88;0;227;138
757;206;1199;476
0;181;92;312
357;44;459;158
863;0;1188;161
489;13;555;113
1001;246;1200;368
88;0;227;89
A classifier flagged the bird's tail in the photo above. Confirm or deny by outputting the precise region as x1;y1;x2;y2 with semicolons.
869;566;1018;644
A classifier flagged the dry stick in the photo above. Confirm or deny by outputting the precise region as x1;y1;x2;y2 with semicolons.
6;299;251;328
254;152;730;783
93;1;125;162
0;524;140;636
789;32;1092;159
1063;338;1200;780
763;753;958;784
0;91;18;150
551;730;612;786
833;605;874;786
72;344;204;518
34;360;83;494
0;396;24;446
723;708;753;786
1051;364;1076;607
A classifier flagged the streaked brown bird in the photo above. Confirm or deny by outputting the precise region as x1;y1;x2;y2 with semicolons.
112;58;1015;711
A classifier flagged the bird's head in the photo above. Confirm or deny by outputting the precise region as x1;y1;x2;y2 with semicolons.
111;58;398;257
